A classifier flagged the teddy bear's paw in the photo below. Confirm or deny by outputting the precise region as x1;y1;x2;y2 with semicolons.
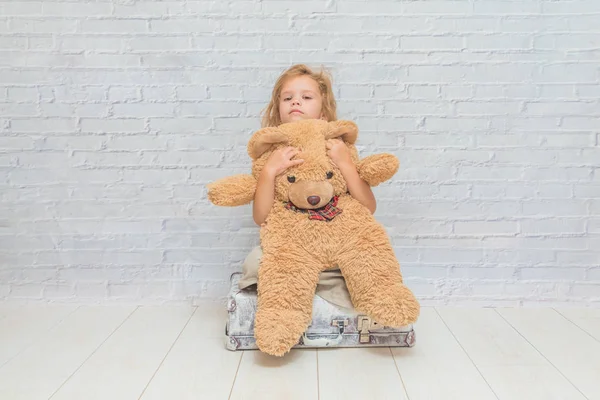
358;284;420;327
254;308;310;357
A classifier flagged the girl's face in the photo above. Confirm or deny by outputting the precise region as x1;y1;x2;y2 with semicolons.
278;75;325;124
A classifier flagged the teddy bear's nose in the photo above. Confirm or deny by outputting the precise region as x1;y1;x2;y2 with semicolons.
307;196;321;206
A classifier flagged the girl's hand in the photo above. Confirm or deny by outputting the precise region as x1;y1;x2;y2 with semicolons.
326;139;352;168
263;146;304;177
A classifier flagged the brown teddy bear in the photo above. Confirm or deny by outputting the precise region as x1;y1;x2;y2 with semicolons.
207;119;420;356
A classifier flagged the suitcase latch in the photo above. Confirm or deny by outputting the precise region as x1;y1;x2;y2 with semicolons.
358;316;381;344
331;319;348;334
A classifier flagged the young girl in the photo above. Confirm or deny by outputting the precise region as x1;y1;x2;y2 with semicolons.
238;64;376;309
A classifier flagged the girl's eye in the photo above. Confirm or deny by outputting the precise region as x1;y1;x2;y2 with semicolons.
283;97;291;101
287;176;296;183
303;96;312;100
326;171;333;179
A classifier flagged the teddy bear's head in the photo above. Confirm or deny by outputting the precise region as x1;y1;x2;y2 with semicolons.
248;119;358;209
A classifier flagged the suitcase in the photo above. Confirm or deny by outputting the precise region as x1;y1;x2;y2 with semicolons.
225;272;416;351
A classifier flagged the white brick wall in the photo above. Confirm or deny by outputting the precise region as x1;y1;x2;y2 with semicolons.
1;0;599;305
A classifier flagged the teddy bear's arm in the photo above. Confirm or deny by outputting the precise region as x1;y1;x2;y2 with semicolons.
357;153;400;187
207;174;257;206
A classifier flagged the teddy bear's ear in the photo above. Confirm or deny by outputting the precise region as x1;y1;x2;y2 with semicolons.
325;120;358;144
247;127;289;159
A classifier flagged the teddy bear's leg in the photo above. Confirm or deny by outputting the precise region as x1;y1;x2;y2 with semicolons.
335;229;420;327
254;249;322;357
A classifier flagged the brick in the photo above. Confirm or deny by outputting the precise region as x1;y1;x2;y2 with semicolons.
7;87;38;102
114;2;187;16
450;266;516;280
454;221;519;235
10;118;76;133
122;169;188;185
523;167;591;182
328;35;398;52
561;117;599;130
457;166;522;181
0;36;27;49
10;283;44;298
176;85;209;100
54;86;106;102
543;134;593;148
467;34;532;49
44;284;75;299
520;267;586;281
178;101;245;117
521;219;585;235
0;103;38;116
81;118;146;133
149;118;211;133
536;64;598;83
59;35;126;51
474;2;541;14
407;66;467;83
150;18;218;33
156;151;221;167
75;282;108;298
421;249;485;264
0;2;43;15
129;36;192;51
385;101;452;116
403;1;472;14
262;0;335;13
570;284;600;299
456;101;521;115
556;251;598;266
493;149;557;165
535;34;600;50
525;101;599;116
522;200;587;217
10;18;78;33
80;19;148;33
44;2;111;16
113;103;177;117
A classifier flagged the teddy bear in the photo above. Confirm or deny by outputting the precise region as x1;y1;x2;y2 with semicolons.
207;119;420;356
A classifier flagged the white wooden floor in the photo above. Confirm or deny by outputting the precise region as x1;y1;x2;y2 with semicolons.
0;305;599;400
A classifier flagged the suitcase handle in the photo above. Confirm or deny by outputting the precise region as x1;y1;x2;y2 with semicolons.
301;332;344;347
300;319;347;347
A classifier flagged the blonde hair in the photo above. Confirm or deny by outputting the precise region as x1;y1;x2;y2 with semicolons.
261;64;337;128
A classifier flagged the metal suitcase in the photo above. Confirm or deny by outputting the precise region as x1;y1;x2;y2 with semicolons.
225;272;416;351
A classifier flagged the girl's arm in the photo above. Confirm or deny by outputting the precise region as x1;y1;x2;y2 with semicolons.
252;168;276;225
326;139;376;214
337;163;376;214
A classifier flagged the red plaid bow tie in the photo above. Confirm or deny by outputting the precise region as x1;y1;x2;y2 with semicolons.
285;196;343;221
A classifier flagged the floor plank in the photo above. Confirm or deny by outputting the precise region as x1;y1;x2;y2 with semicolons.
0;306;135;400
229;349;318;400
498;308;600;400
49;306;195;400
555;308;600;342
0;305;78;368
437;307;586;400
392;308;497;400
318;347;408;400
140;305;242;400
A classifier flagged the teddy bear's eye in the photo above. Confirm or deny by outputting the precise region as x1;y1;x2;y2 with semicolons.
287;176;296;183
326;171;333;179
